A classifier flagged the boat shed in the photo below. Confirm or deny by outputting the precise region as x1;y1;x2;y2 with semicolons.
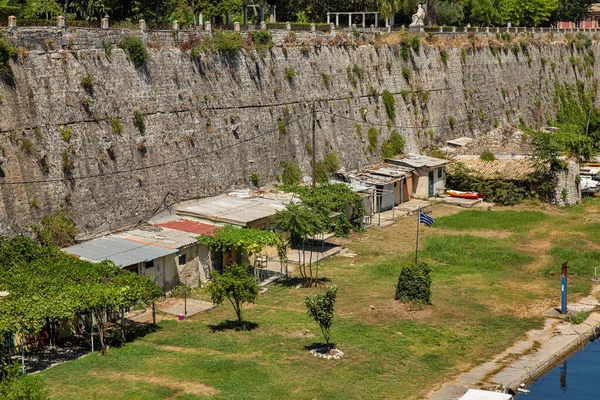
386;154;448;199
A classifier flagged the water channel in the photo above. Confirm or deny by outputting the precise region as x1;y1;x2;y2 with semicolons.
518;338;600;398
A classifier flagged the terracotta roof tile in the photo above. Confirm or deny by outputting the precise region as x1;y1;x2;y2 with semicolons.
157;219;218;236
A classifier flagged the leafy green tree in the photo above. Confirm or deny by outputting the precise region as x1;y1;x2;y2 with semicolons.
435;0;463;26
206;263;260;328
305;285;339;348
281;162;301;187
501;0;558;26
463;0;503;26
395;262;432;306
552;0;594;22
24;0;62;19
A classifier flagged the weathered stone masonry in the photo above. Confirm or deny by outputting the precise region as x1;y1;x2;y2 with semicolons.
0;28;594;237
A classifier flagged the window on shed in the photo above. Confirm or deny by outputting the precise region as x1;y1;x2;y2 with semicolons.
437;168;442;178
178;254;187;265
146;260;154;269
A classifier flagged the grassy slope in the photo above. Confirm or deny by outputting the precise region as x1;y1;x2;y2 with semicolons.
40;198;600;399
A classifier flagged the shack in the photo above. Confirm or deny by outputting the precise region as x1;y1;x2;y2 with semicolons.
386;154;448;199
63;223;217;291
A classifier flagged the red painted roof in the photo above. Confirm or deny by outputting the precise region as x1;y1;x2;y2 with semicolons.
157;219;218;236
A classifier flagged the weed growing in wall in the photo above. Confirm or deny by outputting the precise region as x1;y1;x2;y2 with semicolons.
360;107;368;121
382;90;396;121
119;36;149;70
448;116;456;130
440;49;448;65
367;127;378;153
20;138;34;155
110;118;123;135
213;31;242;56
0;34;16;77
323;152;340;174
60;127;72;143
278;119;287;136
133;110;146;135
81;73;94;89
284;67;296;81
355;124;363;139
401;66;411;82
281;161;301;187
320;72;331;87
368;87;379;98
381;131;405;159
250;173;259;187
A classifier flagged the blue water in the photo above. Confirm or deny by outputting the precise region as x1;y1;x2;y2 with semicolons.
519;338;600;399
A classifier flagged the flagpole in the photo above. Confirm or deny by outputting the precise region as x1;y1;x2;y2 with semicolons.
415;207;420;265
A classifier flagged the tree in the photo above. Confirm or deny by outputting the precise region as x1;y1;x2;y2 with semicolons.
275;203;323;286
463;0;503;26
501;0;558;26
435;0;463;26
206;263;260;328
395;262;432;306
305;285;339;348
24;0;62;19
552;0;594;22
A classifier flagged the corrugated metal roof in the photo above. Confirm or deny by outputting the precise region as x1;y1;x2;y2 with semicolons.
64;236;176;268
447;137;474;147
176;195;286;226
366;162;414;179
117;227;198;249
158;219;218;236
348;172;397;186
387;153;448;168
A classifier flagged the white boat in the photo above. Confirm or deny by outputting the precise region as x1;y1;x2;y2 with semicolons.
459;389;513;400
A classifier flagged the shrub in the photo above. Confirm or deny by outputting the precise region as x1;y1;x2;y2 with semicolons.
251;30;272;46
284;67;296;80
401;65;411;82
110;118;123;135
480;151;496;161
0;363;49;400
282;162;301;186
382;90;396;120
31;211;79;247
367;127;378;153
81;72;94;89
213;31;242;56
118;36;149;70
0;34;16;76
395;262;432;306
335;213;352;238
381;131;405;158
133;110;145;135
250;173;259;187
315;161;328;183
323;152;340;174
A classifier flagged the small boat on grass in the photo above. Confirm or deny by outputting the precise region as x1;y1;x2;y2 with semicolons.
447;190;482;200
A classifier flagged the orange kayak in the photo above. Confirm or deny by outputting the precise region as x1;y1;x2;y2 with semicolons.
447;190;481;200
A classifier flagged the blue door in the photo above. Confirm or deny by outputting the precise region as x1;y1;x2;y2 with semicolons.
428;171;434;198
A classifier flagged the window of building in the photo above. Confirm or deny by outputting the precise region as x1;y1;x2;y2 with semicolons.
145;260;154;269
437;168;442;179
178;254;187;265
575;20;580;28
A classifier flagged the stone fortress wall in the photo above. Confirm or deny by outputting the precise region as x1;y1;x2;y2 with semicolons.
0;25;595;236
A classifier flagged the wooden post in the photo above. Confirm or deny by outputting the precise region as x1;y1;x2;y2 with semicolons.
311;102;316;191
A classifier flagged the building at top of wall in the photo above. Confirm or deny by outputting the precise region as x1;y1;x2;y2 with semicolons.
386;154;448;199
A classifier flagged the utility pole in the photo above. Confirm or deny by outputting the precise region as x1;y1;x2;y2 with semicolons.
312;102;317;191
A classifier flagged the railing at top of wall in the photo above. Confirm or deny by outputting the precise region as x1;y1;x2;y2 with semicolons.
1;17;599;36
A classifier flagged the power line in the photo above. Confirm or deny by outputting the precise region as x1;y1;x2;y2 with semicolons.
0;111;314;187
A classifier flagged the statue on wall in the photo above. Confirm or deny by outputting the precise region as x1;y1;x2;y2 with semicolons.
409;4;426;27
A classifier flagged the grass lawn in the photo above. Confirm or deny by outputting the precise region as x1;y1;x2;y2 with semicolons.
39;198;600;399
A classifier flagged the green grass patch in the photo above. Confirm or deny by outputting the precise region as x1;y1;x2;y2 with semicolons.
434;210;548;233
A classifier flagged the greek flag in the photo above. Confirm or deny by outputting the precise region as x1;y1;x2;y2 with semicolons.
419;209;434;227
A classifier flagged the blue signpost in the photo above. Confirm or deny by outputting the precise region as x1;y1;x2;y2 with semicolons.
561;262;569;315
